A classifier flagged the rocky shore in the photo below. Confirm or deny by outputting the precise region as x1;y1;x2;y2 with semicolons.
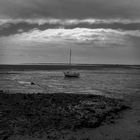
0;92;130;140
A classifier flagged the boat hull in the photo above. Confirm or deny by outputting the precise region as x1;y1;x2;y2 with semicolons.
64;71;80;78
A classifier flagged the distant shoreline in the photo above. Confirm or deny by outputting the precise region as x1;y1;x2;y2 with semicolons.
0;64;140;71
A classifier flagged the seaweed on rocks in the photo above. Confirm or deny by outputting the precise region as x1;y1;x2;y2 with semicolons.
0;92;130;139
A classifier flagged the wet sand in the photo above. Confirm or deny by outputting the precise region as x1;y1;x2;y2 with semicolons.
0;91;131;140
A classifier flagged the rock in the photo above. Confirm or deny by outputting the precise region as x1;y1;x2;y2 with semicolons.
31;82;35;85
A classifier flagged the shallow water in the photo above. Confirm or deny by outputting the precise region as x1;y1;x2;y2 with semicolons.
0;68;140;98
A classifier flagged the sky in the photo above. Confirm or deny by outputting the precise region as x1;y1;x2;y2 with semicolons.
0;0;140;64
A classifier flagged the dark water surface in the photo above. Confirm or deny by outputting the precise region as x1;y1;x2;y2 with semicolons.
0;68;140;98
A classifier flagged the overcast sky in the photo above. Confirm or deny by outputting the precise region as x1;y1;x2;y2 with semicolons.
0;0;140;64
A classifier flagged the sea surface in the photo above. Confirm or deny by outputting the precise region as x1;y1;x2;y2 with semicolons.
0;67;140;98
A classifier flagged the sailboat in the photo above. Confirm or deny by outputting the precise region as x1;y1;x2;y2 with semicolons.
64;49;80;78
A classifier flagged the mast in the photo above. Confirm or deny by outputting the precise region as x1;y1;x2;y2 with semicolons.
69;48;72;65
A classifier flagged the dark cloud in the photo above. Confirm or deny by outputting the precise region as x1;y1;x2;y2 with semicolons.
0;22;60;37
1;21;140;37
63;23;140;30
0;0;140;19
0;23;36;36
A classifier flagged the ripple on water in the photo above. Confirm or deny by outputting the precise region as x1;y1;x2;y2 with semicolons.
0;69;140;98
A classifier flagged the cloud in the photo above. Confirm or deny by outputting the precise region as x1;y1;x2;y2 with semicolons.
0;0;140;64
0;27;140;64
1;18;140;26
1;28;139;48
0;0;140;19
1;18;140;37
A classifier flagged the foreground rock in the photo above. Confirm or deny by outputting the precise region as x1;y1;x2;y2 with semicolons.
0;92;130;139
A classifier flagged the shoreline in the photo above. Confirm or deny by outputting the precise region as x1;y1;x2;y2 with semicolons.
0;64;140;71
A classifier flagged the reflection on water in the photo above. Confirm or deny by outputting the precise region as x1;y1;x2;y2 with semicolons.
0;68;140;98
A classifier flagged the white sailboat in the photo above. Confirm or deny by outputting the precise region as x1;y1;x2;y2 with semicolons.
64;49;80;78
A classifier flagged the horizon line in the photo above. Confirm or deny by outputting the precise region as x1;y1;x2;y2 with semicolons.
0;63;140;66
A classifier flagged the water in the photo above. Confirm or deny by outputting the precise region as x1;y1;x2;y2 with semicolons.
0;68;140;98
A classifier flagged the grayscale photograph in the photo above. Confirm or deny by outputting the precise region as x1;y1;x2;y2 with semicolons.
0;0;140;140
